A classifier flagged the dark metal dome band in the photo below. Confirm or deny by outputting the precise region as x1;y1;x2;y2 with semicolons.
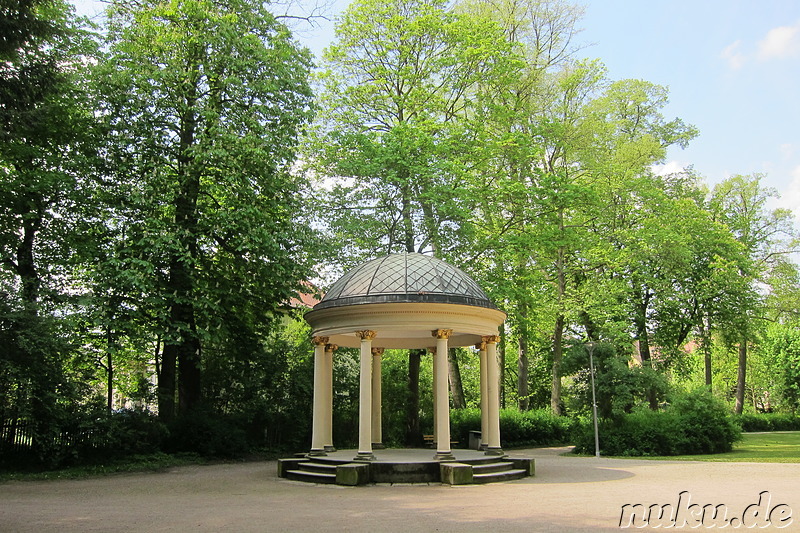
312;293;498;310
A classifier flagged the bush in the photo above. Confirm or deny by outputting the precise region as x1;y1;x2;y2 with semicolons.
573;388;741;456
737;413;800;432
105;409;169;455
165;411;248;458
450;408;575;448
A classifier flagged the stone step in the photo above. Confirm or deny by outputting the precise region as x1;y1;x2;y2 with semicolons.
471;461;514;474
298;462;337;474
285;469;337;484
466;455;508;465
472;469;528;484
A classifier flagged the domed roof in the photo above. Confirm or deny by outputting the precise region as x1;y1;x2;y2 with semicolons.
313;253;498;311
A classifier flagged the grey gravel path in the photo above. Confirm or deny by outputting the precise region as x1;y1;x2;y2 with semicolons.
1;447;798;532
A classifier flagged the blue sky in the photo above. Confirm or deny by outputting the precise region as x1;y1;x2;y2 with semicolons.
71;0;800;218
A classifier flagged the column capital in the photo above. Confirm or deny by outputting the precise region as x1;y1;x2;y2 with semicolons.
432;328;453;340
371;347;385;356
312;336;330;346
427;347;436;355
325;344;338;353
475;341;487;350
482;335;500;344
356;330;377;341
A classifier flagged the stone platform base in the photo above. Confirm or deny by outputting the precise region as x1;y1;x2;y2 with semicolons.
278;449;534;486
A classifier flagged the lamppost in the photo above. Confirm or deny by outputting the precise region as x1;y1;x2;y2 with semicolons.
587;341;600;458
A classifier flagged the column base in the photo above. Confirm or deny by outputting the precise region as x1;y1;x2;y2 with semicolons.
484;447;504;456
479;442;488;451
434;451;456;461
372;442;385;449
354;451;376;461
323;445;337;453
307;448;327;457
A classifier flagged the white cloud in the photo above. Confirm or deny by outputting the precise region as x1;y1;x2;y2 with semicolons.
721;40;746;69
651;160;686;176
757;21;800;61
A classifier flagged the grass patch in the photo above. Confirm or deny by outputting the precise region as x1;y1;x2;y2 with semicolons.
628;432;800;463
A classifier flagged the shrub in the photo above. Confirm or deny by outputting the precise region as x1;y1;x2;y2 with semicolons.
107;409;169;455
737;413;800;432
450;408;575;448
165;411;248;458
573;388;741;456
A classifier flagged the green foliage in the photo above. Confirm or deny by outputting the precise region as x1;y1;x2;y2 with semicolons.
761;323;800;411
563;342;669;419
573;388;741;456
449;408;575;448
97;0;317;417
736;413;800;432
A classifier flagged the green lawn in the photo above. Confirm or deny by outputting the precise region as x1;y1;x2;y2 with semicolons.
639;431;800;463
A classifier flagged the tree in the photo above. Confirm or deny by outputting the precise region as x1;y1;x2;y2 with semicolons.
457;0;585;412
709;174;798;414
98;0;315;419
310;0;519;438
0;0;102;454
0;0;99;309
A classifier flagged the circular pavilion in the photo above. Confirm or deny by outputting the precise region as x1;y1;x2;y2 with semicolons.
304;253;507;462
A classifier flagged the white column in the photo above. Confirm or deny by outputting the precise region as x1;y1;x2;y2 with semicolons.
309;336;329;456
484;335;503;455
371;347;384;449
355;330;376;461
477;340;488;450
430;347;438;446
324;343;337;452
433;329;455;460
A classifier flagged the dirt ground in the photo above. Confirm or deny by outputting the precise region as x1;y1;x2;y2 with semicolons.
1;447;798;532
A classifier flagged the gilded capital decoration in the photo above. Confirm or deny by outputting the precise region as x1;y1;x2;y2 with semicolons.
427;347;436;355
371;347;385;356
482;335;501;344
312;336;330;346
432;328;453;340
475;341;487;351
355;330;377;341
325;344;338;353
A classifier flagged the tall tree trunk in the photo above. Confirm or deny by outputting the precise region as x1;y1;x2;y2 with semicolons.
551;313;564;415
518;331;530;411
158;345;176;421
166;228;202;415
700;318;712;389
448;348;466;409
163;70;203;417
633;288;658;410
517;299;530;410
106;327;114;412
734;337;747;415
499;322;507;408
405;349;422;446
551;235;566;416
17;200;42;307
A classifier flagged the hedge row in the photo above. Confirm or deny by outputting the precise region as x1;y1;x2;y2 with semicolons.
450;407;576;448
736;413;800;432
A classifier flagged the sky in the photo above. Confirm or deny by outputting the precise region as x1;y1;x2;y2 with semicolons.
70;0;800;219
